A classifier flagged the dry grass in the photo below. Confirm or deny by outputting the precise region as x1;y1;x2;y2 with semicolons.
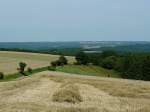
0;71;150;112
52;83;82;104
56;107;98;112
0;51;75;74
48;71;150;99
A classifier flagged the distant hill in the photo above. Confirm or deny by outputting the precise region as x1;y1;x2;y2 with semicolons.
0;41;150;55
100;43;150;53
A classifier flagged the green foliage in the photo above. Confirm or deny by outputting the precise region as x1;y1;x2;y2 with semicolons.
75;50;150;81
142;56;150;81
75;52;89;65
116;54;150;81
101;56;117;69
48;66;56;71
51;55;68;67
2;66;49;81
59;55;68;65
0;72;4;79
27;67;33;73
101;50;118;58
51;61;58;67
19;62;27;75
88;53;102;65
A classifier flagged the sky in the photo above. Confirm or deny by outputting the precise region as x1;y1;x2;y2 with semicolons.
0;0;150;42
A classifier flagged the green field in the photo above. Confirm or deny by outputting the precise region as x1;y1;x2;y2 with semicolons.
56;65;120;78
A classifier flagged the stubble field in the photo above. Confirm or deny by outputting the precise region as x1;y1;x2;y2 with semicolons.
0;71;150;112
0;51;74;74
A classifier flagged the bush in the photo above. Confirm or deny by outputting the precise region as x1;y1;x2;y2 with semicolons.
51;61;57;67
101;56;117;69
27;67;33;73
51;55;68;67
59;55;68;65
75;52;89;65
51;60;61;66
19;62;27;75
48;66;56;71
0;72;4;80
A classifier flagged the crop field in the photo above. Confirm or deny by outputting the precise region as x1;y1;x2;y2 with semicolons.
0;51;75;74
0;71;150;112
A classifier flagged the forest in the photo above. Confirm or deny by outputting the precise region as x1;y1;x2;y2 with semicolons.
75;51;150;81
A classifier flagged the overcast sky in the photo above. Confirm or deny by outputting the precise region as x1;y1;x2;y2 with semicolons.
0;0;150;42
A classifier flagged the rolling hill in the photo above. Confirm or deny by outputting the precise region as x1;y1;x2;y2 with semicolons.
0;51;74;74
0;71;149;112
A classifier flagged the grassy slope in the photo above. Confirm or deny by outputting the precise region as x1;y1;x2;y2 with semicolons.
0;71;150;112
57;65;120;78
0;51;75;74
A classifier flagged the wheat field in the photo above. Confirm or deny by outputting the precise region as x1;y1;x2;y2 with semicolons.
0;71;150;112
0;51;75;74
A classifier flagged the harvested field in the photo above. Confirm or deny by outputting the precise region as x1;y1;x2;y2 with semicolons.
0;51;74;74
0;71;150;112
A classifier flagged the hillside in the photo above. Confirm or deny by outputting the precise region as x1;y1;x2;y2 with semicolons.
0;51;74;74
0;71;150;112
56;65;119;78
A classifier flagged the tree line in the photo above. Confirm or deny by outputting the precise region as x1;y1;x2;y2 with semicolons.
75;51;150;81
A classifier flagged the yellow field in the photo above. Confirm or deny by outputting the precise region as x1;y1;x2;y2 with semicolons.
0;51;75;74
0;71;150;112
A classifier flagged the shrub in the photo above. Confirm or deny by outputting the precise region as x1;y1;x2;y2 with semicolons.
19;62;27;75
48;66;56;71
101;56;117;69
0;72;4;80
51;55;68;67
75;52;89;65
58;55;68;65
27;67;33;73
51;61;57;67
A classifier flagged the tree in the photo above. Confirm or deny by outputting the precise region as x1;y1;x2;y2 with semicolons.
51;61;57;67
119;54;147;80
0;72;4;80
101;50;118;58
101;56;117;69
58;55;68;65
75;52;89;65
19;62;27;75
88;53;102;65
141;56;150;81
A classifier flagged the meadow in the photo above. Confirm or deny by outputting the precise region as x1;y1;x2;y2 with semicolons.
57;65;120;78
0;71;150;112
0;51;74;74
